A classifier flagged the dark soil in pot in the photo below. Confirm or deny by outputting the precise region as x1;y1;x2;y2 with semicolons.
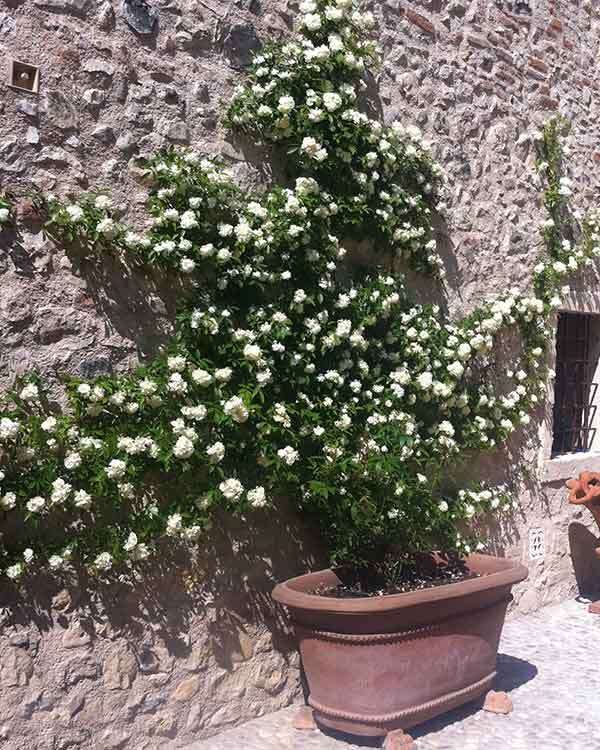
312;554;479;597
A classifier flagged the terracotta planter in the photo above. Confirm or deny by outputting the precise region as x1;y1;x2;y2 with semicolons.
273;553;527;737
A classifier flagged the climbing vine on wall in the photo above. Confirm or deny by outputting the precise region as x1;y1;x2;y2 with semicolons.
0;1;596;581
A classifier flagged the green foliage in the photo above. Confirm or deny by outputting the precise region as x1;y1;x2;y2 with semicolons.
0;2;593;583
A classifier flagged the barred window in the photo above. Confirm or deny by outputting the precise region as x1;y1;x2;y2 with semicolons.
552;312;600;457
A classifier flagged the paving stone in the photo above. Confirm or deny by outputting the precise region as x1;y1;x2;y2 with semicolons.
184;599;600;750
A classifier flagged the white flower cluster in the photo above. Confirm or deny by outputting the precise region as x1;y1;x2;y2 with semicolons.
0;23;590;581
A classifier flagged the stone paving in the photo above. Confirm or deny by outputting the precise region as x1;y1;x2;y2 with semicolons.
186;597;600;750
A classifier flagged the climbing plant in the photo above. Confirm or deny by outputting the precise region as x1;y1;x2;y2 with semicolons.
0;1;596;582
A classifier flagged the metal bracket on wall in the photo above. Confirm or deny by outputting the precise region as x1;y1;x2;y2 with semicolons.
8;59;40;94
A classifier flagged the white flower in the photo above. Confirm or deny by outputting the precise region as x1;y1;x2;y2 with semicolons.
49;555;65;570
89;386;105;403
191;368;213;387
180;210;198;229
168;356;187;372
301;137;327;162
322;92;342;112
41;416;57;432
96;217;116;237
64;452;82;470
23;548;35;564
416;372;433;390
325;5;343;21
174;435;195;459
94;552;113;571
77;384;92;398
109;391;125;406
277;95;295;114
66;204;84;221
277;445;299;465
438;421;455;437
6;563;24;579
457;343;471;361
51;478;72;505
206;441;225;463
243;343;262;362
180;258;196;273
74;489;92;509
94;195;112;210
0;207;9;223
247;201;268;219
124;532;138;552
118;483;135;499
302;12;322;30
155;239;176;254
105;459;127;480
20;383;39;401
248;486;267;508
219;478;244;500
215;368;233;383
0;417;20;440
167;373;188;394
447;361;464;379
224;396;249;423
181;405;207;421
139;379;158;395
0;492;16;510
164;513;183;536
182;526;201;543
235;220;253;243
26;496;46;513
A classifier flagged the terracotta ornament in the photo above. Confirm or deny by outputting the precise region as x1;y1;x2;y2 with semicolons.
383;729;416;750
566;472;600;557
292;705;316;731
566;472;600;614
482;689;513;715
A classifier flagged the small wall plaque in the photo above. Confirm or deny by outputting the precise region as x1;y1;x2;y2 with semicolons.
8;59;40;94
529;527;545;561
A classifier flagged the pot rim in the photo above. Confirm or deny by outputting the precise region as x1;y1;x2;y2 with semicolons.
272;553;528;615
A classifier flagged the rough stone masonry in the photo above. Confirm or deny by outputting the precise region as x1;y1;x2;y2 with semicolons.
1;0;600;748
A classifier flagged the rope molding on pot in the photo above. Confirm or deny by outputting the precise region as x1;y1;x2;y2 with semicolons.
308;671;497;724
295;622;441;644
293;595;514;646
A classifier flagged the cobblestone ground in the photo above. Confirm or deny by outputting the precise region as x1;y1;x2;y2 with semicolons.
186;597;600;750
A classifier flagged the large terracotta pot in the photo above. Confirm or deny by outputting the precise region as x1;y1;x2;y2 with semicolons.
273;553;527;737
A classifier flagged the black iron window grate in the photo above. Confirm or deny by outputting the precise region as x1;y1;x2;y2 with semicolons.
552;312;598;456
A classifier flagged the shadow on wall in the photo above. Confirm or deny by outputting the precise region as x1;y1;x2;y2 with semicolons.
0;502;326;669
0;214;183;382
568;522;600;599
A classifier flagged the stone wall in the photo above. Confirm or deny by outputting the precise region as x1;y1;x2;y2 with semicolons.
2;0;600;747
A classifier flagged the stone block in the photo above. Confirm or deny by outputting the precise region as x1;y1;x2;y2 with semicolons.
103;646;138;690
171;675;200;702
